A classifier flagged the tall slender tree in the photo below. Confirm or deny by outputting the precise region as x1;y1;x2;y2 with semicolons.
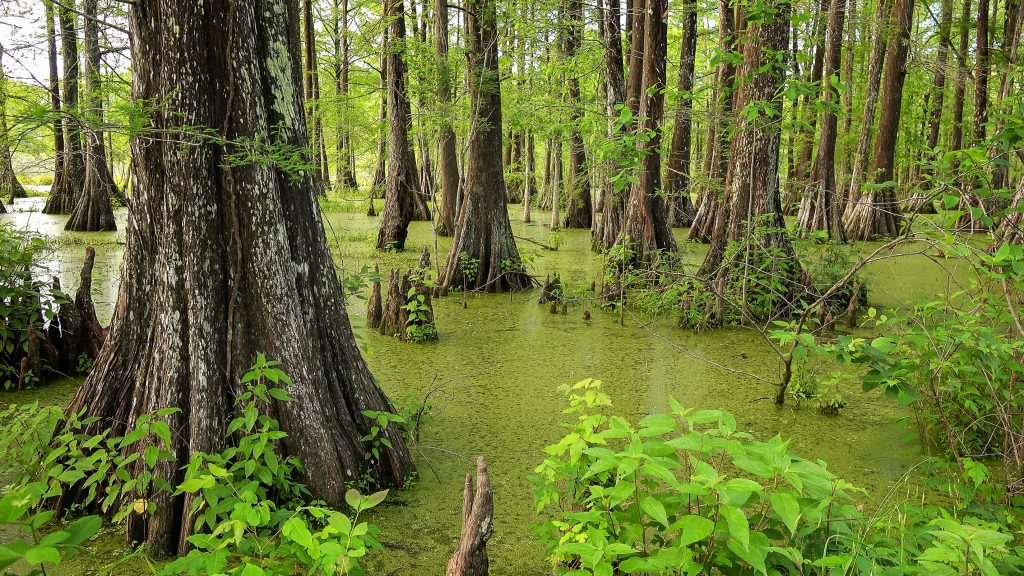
303;0;330;192
596;0;628;250
0;41;26;204
688;0;736;242
665;0;698;228
434;0;460;235
845;0;914;240
63;0;413;556
333;0;358;190
66;0;118;231
797;0;847;240
377;0;426;251
43;0;85;215
562;0;592;229
43;0;64;204
439;0;531;292
622;0;676;260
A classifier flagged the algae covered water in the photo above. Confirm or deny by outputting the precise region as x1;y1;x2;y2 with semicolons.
2;200;966;575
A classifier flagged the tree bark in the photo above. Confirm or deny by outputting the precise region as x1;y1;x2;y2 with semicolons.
66;0;117;232
42;0;65;204
699;0;801;321
665;0;697;228
43;0;85;215
797;0;847;240
435;0;460;235
438;0;531;292
951;0;972;153
844;0;912;240
377;0;424;251
371;26;389;208
562;0;591;229
64;0;413;556
622;0;675;260
919;0;952;190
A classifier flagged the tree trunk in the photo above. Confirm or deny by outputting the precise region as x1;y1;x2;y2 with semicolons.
595;0;628;250
43;0;85;215
561;0;591;229
377;0;423;251
793;0;829;188
699;0;801;321
43;0;65;203
665;0;697;228
334;0;358;190
688;0;736;242
840;0;857;180
64;0;413;556
797;0;847;240
549;138;562;228
438;0;531;292
919;0;952;190
0;43;26;204
621;0;675;261
66;0;117;232
435;0;459;235
371;27;389;209
844;0;912;240
445;457;493;576
955;0;993;231
303;0;330;194
951;0;971;152
845;0;893;202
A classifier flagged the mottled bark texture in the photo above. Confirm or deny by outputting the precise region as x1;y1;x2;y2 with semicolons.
445;457;493;576
44;0;85;215
0;43;26;204
66;0;117;232
844;0;912;240
64;0;413;556
688;0;736;242
370;27;389;207
438;0;531;292
434;0;459;235
665;0;697;228
44;0;64;204
377;0;424;251
562;0;591;229
796;0;846;240
595;0;628;251
622;0;676;261
699;0;802;321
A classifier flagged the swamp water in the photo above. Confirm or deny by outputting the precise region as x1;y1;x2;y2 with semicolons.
1;198;974;575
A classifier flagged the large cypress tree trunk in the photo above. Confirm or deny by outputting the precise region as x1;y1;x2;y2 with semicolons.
377;0;424;251
665;0;697;228
840;0;857;182
688;0;736;242
333;0;359;190
596;0;628;250
845;0;893;203
792;0;829;187
439;0;531;292
796;0;847;240
0;42;26;204
699;0;801;321
66;0;117;232
65;0;413;556
561;0;591;229
434;0;460;235
622;0;675;260
844;0;912;240
43;0;85;215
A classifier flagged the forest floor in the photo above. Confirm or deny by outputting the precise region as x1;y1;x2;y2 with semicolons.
0;194;977;575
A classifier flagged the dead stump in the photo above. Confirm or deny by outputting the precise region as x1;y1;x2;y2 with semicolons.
367;264;383;329
377;266;438;342
446;456;493;576
538;273;562;304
